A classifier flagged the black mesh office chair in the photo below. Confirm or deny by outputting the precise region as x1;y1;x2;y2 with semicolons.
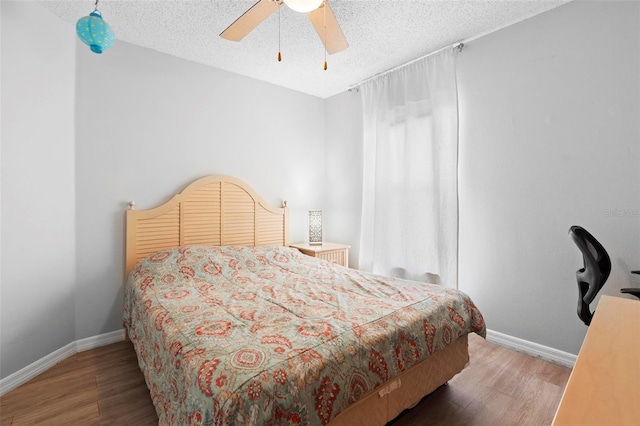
569;226;611;326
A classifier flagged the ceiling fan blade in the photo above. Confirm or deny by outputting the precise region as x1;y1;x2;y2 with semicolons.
307;1;348;54
220;0;280;41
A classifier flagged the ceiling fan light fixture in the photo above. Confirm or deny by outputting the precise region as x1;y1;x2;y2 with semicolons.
283;0;323;13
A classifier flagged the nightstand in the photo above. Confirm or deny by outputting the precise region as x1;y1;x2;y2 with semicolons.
290;242;350;267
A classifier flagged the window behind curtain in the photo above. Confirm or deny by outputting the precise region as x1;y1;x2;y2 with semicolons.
359;49;459;287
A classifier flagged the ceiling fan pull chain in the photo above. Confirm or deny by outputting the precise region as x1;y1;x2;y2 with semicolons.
323;1;327;70
278;5;282;62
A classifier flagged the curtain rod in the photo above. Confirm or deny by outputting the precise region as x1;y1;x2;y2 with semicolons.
348;42;464;93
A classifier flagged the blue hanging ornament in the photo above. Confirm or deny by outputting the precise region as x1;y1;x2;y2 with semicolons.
76;1;115;54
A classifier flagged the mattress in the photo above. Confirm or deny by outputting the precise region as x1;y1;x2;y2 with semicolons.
124;245;485;425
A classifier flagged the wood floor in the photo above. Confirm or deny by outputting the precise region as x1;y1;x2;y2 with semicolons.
0;334;571;425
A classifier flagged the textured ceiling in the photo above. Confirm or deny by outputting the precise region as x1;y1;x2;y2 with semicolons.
40;0;571;98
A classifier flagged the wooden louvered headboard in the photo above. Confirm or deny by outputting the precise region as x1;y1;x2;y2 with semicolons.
125;175;289;276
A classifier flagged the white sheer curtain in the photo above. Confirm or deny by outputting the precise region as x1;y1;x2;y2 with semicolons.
358;49;459;287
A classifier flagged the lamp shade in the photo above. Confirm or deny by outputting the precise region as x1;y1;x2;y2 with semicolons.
76;11;115;54
283;0;323;13
309;210;322;245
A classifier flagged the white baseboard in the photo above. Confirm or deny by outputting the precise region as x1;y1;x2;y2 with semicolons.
76;329;126;352
0;329;126;396
486;329;577;367
0;342;76;397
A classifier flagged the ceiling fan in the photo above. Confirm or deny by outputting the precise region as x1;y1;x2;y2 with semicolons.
220;0;348;55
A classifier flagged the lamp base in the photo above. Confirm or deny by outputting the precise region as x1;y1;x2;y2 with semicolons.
309;241;323;246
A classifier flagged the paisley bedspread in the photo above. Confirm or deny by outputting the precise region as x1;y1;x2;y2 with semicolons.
124;245;485;425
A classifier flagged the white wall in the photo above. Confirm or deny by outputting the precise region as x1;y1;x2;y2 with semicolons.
324;90;363;266
457;0;639;355
1;1;76;377
1;1;326;378
326;0;640;355
73;40;326;339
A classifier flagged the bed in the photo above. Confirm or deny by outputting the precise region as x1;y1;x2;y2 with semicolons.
123;175;485;425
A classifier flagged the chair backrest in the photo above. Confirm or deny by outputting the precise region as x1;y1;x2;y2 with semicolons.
569;226;611;325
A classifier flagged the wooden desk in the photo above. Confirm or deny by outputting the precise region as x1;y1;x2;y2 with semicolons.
553;295;640;425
